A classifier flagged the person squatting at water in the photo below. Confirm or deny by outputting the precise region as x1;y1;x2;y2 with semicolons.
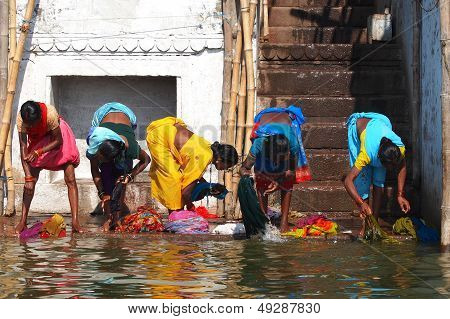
343;112;411;228
240;106;311;233
146;117;238;212
86;102;151;231
15;101;82;233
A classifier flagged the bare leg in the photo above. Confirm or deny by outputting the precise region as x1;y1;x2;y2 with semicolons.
359;198;370;237
372;185;384;221
256;188;269;215
102;199;112;231
15;168;41;234
280;190;292;233
64;164;83;233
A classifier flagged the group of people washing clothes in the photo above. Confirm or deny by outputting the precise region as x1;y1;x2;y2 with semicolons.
14;100;410;235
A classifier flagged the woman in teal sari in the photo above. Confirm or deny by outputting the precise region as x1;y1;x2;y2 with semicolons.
343;112;410;222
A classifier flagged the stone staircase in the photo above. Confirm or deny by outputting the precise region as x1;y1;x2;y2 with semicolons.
258;0;412;217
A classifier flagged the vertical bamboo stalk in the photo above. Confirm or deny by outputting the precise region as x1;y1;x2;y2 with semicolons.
231;59;247;219
224;28;243;214
241;0;256;155
0;0;9;215
5;0;17;216
0;0;36;168
263;0;269;38
249;0;258;32
219;0;238;217
8;0;16;70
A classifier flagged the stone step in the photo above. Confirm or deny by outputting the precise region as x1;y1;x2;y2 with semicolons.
301;119;411;149
259;43;401;63
269;6;374;27
268;26;368;44
258;69;405;96
256;95;408;121
307;149;348;180
277;181;418;214
272;0;375;7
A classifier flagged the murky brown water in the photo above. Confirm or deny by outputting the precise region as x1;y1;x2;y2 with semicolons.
0;217;449;298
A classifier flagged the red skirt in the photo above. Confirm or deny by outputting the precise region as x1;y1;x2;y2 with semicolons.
28;119;80;171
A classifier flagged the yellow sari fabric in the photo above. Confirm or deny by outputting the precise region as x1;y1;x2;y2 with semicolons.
146;117;213;210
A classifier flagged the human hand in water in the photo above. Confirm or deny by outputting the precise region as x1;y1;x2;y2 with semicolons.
397;196;410;213
359;202;372;218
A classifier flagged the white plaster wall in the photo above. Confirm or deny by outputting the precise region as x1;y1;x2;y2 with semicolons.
420;1;443;229
12;0;224;214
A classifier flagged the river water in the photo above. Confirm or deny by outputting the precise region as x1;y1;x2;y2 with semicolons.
0;229;449;298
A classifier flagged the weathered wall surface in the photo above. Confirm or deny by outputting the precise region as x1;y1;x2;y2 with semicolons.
12;0;224;213
420;1;443;229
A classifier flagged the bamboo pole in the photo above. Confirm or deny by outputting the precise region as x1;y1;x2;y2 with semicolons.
5;0;17;216
224;28;243;213
219;0;238;216
263;0;269;39
231;58;247;219
241;0;256;155
249;0;258;32
0;0;9;215
0;0;36;168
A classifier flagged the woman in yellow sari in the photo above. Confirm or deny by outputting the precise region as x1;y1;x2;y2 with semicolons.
146;117;238;211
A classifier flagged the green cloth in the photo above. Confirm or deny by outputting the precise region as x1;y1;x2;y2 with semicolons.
99;122;140;160
238;176;269;237
363;215;396;242
393;217;417;239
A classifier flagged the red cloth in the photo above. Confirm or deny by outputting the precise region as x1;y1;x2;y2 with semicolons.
27;102;48;148
255;172;294;192
195;206;218;219
28;118;80;171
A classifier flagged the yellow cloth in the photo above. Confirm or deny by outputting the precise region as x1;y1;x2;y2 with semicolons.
146;117;213;210
41;214;66;237
354;129;406;170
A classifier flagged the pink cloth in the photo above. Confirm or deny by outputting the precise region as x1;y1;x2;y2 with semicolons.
29;119;80;171
295;215;323;228
168;210;199;222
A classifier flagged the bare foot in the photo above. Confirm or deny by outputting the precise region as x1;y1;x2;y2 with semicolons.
72;221;84;233
102;219;112;232
280;223;290;233
15;221;27;234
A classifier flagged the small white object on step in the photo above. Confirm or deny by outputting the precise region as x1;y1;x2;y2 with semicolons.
367;7;392;43
212;223;246;235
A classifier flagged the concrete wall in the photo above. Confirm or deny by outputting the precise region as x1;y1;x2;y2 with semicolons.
12;0;224;213
419;1;443;229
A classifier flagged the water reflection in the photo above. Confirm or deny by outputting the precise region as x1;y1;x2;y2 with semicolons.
0;234;449;298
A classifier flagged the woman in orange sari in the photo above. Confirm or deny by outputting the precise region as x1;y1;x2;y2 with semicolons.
15;101;82;233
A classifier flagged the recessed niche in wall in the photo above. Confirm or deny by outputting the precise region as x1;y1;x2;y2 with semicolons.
51;76;177;140
49;76;177;182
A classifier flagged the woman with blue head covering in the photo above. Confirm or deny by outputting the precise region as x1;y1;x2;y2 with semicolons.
86;102;150;231
343;112;410;225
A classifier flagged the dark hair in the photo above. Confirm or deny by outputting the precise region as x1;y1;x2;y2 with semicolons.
20;100;41;124
379;137;403;167
98;140;125;162
211;142;238;166
264;134;290;160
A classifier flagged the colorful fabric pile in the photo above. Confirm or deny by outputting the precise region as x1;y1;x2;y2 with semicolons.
393;217;439;243
116;205;164;233
19;214;66;240
283;215;338;238
165;214;209;234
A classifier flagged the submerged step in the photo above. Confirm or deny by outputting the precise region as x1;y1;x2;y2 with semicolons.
269;6;374;27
